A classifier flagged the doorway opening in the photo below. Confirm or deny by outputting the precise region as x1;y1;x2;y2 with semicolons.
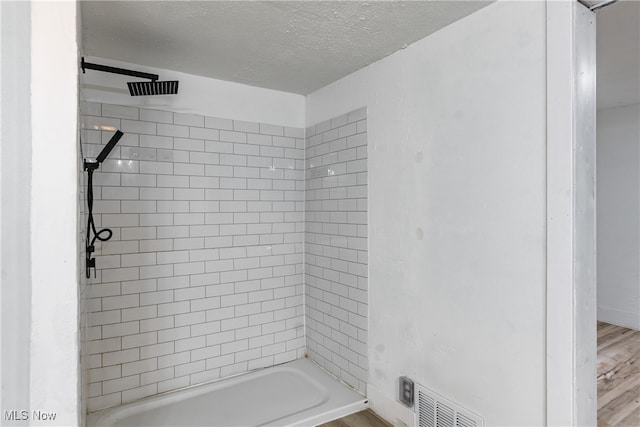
594;0;640;424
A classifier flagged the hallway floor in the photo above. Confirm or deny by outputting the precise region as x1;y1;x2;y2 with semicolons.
597;321;640;426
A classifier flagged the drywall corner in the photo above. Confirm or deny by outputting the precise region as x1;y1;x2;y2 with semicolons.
546;1;597;425
30;1;80;425
597;306;640;331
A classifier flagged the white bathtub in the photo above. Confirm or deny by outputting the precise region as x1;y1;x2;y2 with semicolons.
87;359;368;427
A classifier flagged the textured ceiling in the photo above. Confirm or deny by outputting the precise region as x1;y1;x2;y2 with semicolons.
81;1;492;95
596;0;640;109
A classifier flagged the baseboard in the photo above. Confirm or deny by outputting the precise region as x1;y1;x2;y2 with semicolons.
598;306;640;331
367;383;415;427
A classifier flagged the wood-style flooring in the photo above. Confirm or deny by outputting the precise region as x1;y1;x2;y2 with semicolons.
598;321;640;426
319;409;393;427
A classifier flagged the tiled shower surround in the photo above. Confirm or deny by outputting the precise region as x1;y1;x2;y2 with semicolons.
80;103;306;411
79;103;367;412
304;109;369;394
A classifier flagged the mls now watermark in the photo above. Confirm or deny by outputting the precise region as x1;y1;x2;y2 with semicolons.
4;410;57;421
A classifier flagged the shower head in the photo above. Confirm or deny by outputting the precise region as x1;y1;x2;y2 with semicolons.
127;80;179;96
81;58;180;96
96;130;123;163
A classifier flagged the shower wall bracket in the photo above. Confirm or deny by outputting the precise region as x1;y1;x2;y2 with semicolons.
84;159;100;172
81;57;159;81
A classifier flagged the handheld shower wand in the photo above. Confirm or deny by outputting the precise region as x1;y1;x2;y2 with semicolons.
84;130;123;278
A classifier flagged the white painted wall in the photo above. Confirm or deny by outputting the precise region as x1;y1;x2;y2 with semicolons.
1;2;32;423
1;1;3;415
597;103;640;330
307;1;547;425
29;2;80;425
81;57;305;128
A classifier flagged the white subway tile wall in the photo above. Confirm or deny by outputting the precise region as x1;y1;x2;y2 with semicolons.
79;110;93;422
304;108;368;394
80;103;305;412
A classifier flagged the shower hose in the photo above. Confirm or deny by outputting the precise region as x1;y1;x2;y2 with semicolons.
85;167;113;278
